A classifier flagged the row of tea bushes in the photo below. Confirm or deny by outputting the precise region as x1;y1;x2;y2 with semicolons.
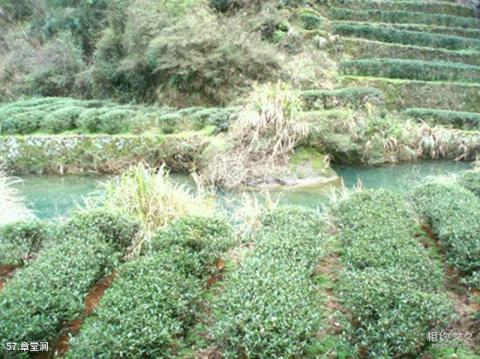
337;37;480;67
329;8;480;28
323;0;475;17
299;87;384;110
333;190;453;357
211;207;326;358
342;76;480;113
0;97;235;135
403;108;480;130
67;217;234;358
332;23;480;51
341;58;480;83
459;169;480;198
0;211;141;353
412;183;480;289
0;220;52;266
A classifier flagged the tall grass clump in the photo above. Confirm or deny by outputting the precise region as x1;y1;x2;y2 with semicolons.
0;172;33;226
96;163;213;253
203;83;310;188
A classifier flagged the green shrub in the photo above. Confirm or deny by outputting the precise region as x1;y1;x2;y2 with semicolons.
333;190;453;357
0;220;52;266
330;8;480;28
411;183;480;280
148;216;234;277
403;108;480;130
0;235;118;348
0;111;45;134
332;23;480;51
212;207;326;358
96;109;135;134
67;216;234;358
61;209;141;253
459;169;480;198
41;106;83;133
299;12;323;30
299;87;384;110
341;59;480;83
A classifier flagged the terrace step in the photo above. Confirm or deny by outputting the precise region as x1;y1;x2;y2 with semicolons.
322;0;475;17
336;37;480;67
332;22;480;51
403;108;480;130
341;76;480;112
329;8;480;29
340;58;480;84
332;20;480;39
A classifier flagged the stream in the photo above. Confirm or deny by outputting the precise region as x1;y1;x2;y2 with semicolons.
15;161;472;219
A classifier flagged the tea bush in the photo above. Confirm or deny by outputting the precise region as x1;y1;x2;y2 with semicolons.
41;106;84;133
0;235;118;348
330;8;480;28
412;183;480;283
403;108;480;130
332;23;480;51
61;209;141;253
341;59;480;83
0;220;52;266
299;87;384;110
67;216;234;358
212;207;326;358
333;190;453;357
459;169;480;198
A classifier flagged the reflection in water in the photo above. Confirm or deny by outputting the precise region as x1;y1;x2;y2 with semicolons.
16;161;472;219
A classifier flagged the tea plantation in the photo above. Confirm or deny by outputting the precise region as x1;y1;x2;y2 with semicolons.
1;0;480;357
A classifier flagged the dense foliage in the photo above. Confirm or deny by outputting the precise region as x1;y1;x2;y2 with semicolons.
299;87;384;110
412;183;480;288
459;169;480;198
67;216;234;358
0;220;52;266
212;207;326;358
333;190;453;357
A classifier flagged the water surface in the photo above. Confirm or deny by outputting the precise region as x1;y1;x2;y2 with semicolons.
17;161;472;219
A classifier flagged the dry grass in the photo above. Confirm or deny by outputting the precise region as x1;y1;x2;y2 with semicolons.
0;171;33;226
203;83;311;188
97;163;214;240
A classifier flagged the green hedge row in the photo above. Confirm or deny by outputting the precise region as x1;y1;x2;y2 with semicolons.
0;220;52;266
342;76;480;112
403;108;480;130
337;37;480;67
212;207;326;358
322;0;475;17
330;8;480;29
299;87;384;110
0;97;235;135
362;22;480;39
67;217;234;358
412;183;480;288
334;190;453;357
459;169;480;198
0;210;140;352
341;58;480;83
332;23;480;51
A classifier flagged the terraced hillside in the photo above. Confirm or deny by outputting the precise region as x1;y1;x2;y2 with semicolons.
326;0;480;126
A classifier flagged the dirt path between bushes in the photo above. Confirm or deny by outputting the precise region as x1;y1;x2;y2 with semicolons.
420;225;480;352
0;265;18;291
34;272;117;359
